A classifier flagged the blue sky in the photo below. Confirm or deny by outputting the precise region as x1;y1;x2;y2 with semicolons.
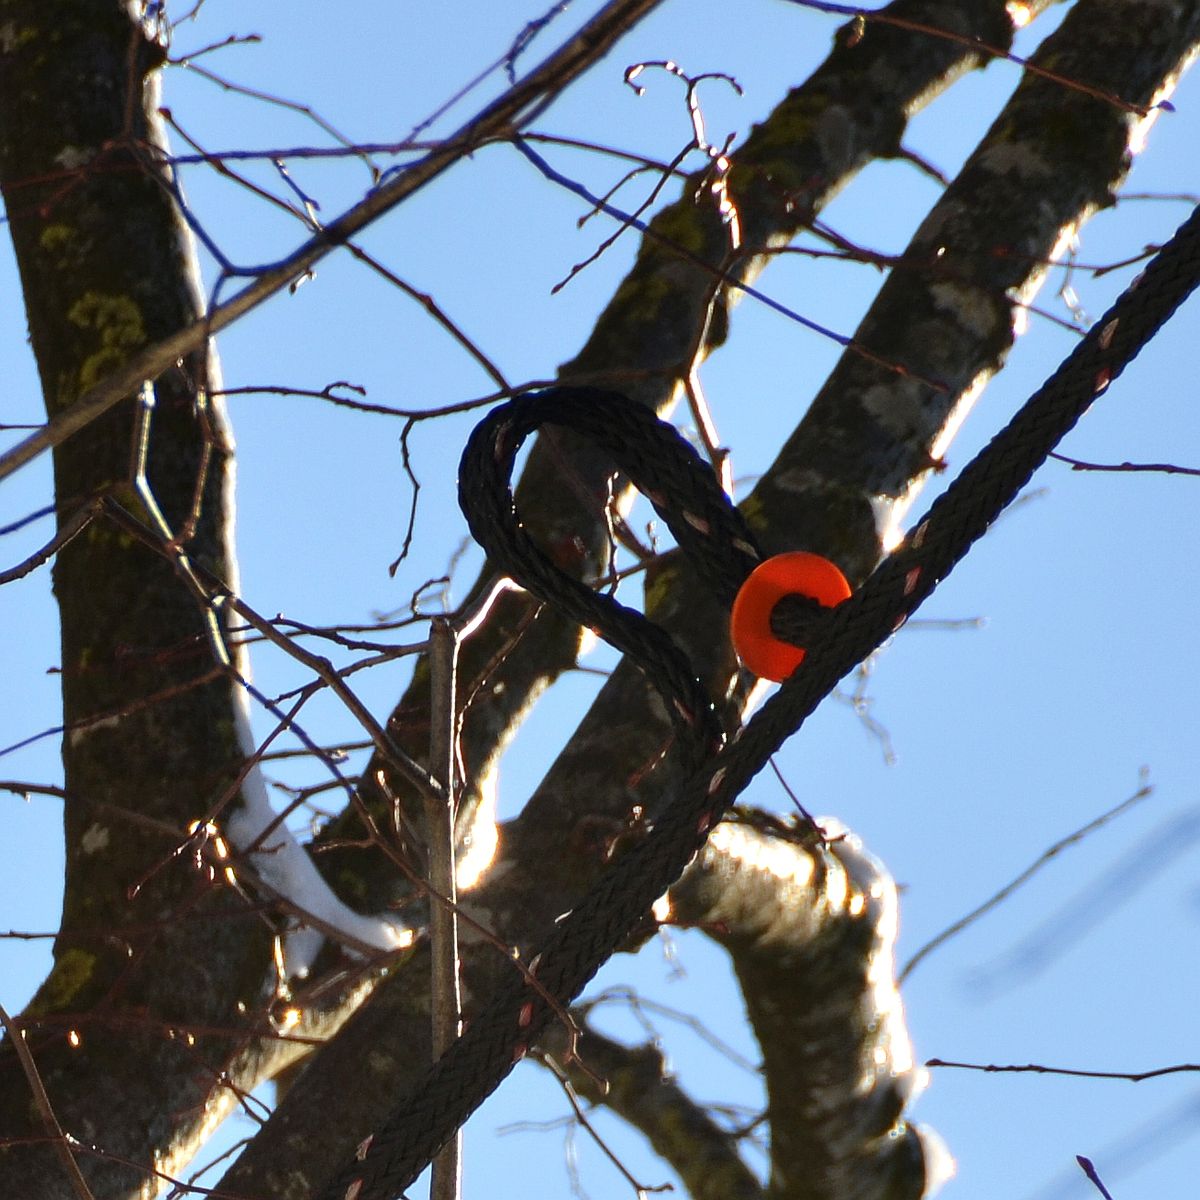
2;2;1199;1197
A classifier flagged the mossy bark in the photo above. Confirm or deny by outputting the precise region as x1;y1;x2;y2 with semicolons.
0;5;272;1196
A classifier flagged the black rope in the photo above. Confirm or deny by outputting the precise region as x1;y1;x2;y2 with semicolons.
315;203;1200;1200
459;388;764;765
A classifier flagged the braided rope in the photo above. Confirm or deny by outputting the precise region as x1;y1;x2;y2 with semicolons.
316;203;1200;1200
459;388;764;764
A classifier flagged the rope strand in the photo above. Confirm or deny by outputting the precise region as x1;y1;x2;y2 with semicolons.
316;203;1200;1200
459;387;765;760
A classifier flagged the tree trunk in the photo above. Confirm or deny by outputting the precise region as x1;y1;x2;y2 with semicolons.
0;6;272;1195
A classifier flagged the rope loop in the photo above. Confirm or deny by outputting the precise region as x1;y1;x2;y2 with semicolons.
459;385;778;759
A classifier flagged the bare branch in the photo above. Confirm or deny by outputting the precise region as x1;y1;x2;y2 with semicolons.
1050;450;1200;477
0;1002;97;1200
538;1020;765;1200
928;1058;1200;1082
901;773;1156;982
0;0;667;483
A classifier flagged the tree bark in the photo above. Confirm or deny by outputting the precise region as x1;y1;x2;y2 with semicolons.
0;6;273;1196
216;2;1200;1196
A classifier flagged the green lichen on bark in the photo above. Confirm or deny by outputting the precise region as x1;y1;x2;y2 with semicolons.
66;291;148;391
29;947;97;1014
0;4;273;1195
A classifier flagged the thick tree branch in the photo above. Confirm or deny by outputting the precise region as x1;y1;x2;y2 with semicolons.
0;8;275;1196
672;819;944;1200
318;0;1046;924
221;3;1200;1196
0;4;666;1195
750;0;1200;580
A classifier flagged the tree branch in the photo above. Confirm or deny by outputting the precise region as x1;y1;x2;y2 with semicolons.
224;2;1200;1195
538;1018;765;1200
0;0;667;484
315;0;1047;930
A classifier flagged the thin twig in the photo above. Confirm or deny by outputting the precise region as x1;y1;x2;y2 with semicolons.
343;243;511;393
222;592;445;807
900;773;1155;982
1050;451;1200;477
0;503;55;537
536;1050;674;1196
928;1058;1200;1083
0;500;102;586
0;1001;98;1200
1077;1155;1117;1200
426;617;464;1200
0;0;667;484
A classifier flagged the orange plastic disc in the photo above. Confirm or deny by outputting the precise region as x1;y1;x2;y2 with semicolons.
730;551;851;682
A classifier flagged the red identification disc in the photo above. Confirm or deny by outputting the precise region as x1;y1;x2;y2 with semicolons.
730;551;851;682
